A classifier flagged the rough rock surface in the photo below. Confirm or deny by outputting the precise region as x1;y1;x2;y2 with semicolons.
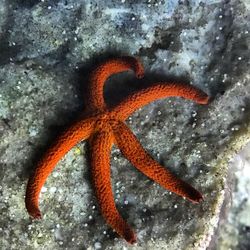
0;0;249;249
214;142;250;250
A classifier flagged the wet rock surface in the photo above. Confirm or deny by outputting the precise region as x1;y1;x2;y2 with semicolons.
0;0;249;249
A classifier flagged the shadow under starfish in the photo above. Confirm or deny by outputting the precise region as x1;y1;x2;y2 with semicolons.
25;56;209;244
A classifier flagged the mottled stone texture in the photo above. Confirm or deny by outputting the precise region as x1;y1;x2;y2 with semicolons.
214;142;250;250
0;0;249;249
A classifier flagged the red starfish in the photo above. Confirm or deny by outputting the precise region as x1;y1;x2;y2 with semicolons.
25;56;209;244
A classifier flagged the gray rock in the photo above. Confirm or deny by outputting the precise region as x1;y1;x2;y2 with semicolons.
214;142;250;250
0;0;249;249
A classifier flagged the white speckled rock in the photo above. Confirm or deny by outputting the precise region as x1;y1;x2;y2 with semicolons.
0;0;7;33
0;0;249;249
214;142;250;250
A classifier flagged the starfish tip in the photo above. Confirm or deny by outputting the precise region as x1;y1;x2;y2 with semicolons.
126;234;137;245
197;196;204;203
203;95;210;104
198;93;210;104
31;211;42;220
136;72;144;79
192;193;204;204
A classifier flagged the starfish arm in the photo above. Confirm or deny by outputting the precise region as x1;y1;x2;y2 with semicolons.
89;131;136;244
88;56;144;111
113;121;203;203
25;118;95;219
111;83;209;120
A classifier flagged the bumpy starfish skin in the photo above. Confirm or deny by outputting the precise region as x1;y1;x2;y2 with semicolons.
25;56;209;244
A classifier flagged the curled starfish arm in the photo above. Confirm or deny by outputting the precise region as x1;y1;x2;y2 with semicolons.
112;83;209;120
88;56;144;111
89;131;136;244
113;121;203;203
25;118;95;219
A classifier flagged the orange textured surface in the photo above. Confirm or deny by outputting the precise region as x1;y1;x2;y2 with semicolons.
88;56;144;112
25;56;209;243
